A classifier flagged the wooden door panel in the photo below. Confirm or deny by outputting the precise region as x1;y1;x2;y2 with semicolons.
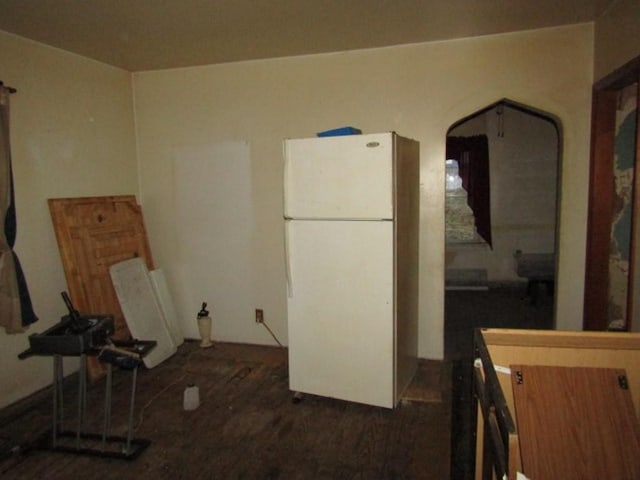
512;365;640;479
74;225;150;338
49;195;154;381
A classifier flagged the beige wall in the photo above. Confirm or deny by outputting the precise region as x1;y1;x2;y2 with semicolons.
133;24;594;360
0;31;138;408
594;0;640;81
0;22;598;410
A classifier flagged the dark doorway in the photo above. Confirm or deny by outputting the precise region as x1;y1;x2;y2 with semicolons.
445;99;560;480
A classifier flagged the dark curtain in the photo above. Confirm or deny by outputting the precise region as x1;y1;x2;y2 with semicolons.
0;83;38;332
446;135;492;247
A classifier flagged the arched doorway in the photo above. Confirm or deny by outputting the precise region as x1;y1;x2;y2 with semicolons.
446;99;562;480
444;99;561;360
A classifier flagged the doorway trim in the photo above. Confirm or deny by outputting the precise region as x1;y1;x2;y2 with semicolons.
584;55;640;331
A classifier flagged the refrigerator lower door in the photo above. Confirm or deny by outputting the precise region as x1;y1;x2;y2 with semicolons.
286;219;395;408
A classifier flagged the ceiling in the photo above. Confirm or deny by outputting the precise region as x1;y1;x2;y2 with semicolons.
0;0;615;72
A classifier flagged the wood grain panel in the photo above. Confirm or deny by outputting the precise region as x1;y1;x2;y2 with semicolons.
511;365;640;479
475;329;640;480
481;328;640;350
48;195;154;380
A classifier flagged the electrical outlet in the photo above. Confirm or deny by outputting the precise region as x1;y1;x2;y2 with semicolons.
255;309;264;323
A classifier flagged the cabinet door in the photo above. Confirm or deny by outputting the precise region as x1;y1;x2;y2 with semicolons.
49;195;154;381
512;365;640;479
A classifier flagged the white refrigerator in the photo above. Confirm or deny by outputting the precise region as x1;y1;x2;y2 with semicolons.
284;132;419;408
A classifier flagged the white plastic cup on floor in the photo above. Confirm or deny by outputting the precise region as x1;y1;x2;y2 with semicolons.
183;384;200;410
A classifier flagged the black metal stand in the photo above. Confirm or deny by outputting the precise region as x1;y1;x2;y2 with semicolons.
20;340;155;460
47;352;149;459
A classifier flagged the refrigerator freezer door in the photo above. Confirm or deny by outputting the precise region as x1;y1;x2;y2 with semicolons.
286;219;395;408
284;133;394;220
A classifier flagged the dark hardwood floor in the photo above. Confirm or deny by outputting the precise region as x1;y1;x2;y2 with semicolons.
1;342;450;480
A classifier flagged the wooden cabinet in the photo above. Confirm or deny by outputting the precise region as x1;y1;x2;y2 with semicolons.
512;365;640;479
474;328;640;479
49;195;154;380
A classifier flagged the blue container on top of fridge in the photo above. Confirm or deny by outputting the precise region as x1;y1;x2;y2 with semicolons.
316;126;362;137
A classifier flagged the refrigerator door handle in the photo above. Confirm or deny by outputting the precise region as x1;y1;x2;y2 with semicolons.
284;220;293;298
283;140;290;218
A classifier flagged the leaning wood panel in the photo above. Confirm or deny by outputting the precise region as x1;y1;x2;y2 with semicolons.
48;195;154;381
511;365;640;479
475;329;640;480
